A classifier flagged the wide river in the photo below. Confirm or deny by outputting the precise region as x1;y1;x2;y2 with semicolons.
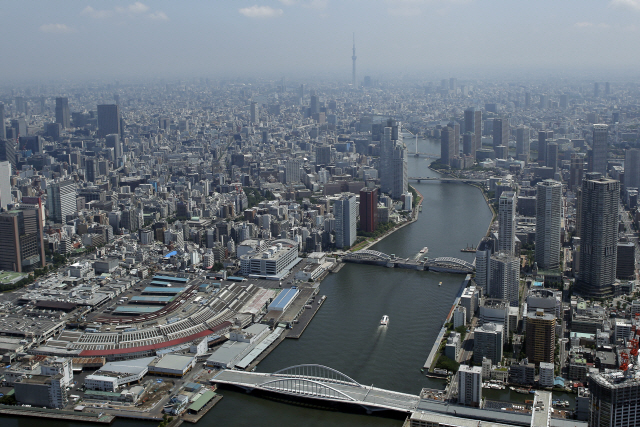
2;137;493;427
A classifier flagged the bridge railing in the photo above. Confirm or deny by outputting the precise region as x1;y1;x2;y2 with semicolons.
272;364;363;387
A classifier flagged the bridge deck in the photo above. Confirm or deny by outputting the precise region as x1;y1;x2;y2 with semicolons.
211;370;420;412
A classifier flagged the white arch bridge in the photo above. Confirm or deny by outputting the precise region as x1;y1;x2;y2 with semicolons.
211;364;420;413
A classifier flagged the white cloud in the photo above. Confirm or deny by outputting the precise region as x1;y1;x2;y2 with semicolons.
115;2;150;15
610;0;640;11
239;6;284;18
40;23;75;33
148;11;169;21
81;6;113;19
81;3;167;21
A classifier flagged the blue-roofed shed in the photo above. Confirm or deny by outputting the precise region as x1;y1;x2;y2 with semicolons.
268;287;299;312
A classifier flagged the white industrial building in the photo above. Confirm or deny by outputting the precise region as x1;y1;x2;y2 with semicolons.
148;354;196;377
239;239;300;280
205;324;270;369
85;357;154;392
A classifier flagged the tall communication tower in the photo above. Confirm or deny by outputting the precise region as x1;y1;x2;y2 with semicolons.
352;33;357;87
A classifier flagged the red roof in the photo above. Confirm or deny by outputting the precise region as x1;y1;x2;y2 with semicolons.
78;322;231;357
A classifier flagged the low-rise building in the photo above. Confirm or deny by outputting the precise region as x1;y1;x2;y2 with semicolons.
148;354;196;377
538;361;554;387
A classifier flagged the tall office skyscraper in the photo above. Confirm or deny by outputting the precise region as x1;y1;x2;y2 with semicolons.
250;101;258;124
449;121;460;158
0;206;45;272
535;180;562;270
589;371;640;427
315;145;331;166
0;139;16;172
46;180;76;223
546;142;559;173
492;118;508;150
14;97;26;115
105;134;122;166
626;148;640;189
591;124;609;176
97;104;121;138
55;97;70;129
310;93;319;115
475;237;494;293
359;187;378;233
576;172;620;297
0;103;5;140
498;191;516;255
594;82;600;97
334;193;356;249
285;159;301;184
463;107;482;153
490;252;520;307
559;94;568;109
537;130;553;164
462;132;474;158
525;310;556;364
351;34;357;87
515;126;529;162
0;161;11;210
85;157;97;183
570;153;585;192
379;120;407;199
440;126;455;167
605;81;611;95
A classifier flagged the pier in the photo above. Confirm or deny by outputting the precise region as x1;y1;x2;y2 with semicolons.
287;295;327;339
211;364;420;414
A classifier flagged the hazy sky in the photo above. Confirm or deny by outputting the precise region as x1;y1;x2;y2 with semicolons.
4;0;640;82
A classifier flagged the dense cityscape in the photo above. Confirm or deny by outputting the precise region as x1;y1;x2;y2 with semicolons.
3;2;640;427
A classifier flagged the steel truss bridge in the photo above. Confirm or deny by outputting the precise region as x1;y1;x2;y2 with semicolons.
211;364;420;414
408;176;486;184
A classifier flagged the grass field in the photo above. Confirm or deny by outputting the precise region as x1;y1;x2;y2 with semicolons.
0;271;28;284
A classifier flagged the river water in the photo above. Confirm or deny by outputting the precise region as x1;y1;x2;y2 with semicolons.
2;138;494;427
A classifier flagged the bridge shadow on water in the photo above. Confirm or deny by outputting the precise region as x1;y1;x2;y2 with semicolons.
215;386;407;421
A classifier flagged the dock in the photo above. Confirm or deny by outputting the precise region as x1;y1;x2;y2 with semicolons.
0;404;115;424
243;328;288;371
422;274;471;371
287;294;327;339
182;394;223;423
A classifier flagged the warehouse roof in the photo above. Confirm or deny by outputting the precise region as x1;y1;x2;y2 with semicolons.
79;322;231;357
142;286;186;294
150;354;195;372
188;390;216;412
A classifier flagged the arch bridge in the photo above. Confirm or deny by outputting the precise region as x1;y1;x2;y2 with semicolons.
425;257;475;273
342;249;392;263
211;364;419;413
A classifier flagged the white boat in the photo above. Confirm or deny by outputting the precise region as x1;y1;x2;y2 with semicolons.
438;282;442;286
380;315;389;326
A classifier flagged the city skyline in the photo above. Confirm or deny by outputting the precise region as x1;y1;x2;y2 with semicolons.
4;1;640;82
